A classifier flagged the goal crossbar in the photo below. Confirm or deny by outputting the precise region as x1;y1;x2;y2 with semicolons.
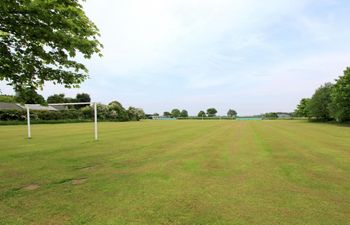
48;102;94;106
26;102;98;140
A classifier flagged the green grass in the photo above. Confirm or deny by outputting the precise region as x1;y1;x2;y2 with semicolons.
0;120;349;225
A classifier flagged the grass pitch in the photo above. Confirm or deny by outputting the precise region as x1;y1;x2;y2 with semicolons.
0;120;349;225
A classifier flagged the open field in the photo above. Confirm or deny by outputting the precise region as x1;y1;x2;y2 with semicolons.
0;120;350;225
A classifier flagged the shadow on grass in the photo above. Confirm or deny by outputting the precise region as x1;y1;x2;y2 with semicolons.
307;119;350;127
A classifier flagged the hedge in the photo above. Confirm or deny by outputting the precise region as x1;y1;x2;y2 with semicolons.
0;109;138;122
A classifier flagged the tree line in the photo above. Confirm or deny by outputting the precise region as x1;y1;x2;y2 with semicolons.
0;92;146;122
0;88;91;106
294;67;350;122
158;108;238;118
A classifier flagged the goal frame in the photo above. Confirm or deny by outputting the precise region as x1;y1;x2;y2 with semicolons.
26;102;98;140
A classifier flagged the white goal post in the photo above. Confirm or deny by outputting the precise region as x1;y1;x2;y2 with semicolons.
26;102;98;140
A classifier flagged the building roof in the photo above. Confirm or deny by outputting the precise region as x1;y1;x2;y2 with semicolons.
0;102;24;110
0;102;60;111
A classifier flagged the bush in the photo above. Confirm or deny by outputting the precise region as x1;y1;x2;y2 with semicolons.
0;101;144;123
0;109;85;121
0;110;26;121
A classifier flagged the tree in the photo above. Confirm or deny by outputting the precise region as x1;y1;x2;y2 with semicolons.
81;105;93;119
198;111;206;117
15;86;46;104
206;108;217;117
76;93;91;103
163;111;172;117
135;108;146;119
227;109;237;117
75;93;91;109
108;101;128;121
171;109;181;118
330;67;350;122
127;107;139;121
264;112;278;119
47;94;66;103
294;98;310;117
180;109;188;118
127;107;145;120
0;0;102;93
307;83;333;121
96;104;109;120
64;97;75;103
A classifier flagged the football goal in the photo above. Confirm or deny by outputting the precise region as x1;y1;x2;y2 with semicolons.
26;102;98;140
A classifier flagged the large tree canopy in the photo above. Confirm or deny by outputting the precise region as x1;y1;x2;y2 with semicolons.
76;93;91;102
307;82;333;121
294;98;310;117
15;86;46;104
47;93;66;103
330;68;350;122
0;0;102;92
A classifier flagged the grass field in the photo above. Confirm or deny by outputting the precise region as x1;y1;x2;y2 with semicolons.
0;120;349;225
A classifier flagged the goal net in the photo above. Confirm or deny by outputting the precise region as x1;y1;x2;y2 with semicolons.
25;102;98;140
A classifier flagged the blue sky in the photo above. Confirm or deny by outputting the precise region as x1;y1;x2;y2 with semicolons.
1;0;350;115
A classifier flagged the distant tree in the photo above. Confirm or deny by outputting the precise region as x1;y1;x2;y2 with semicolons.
127;107;145;120
330;68;350;122
47;94;66;103
63;97;76;110
171;109;181;118
294;98;310;117
109;101;123;108
180;109;188;118
96;104;109;120
127;107;140;121
264;112;278;119
163;111;172;117
198;111;206;117
108;101;128;121
0;0;102;93
74;93;91;109
76;93;91;103
0;94;15;103
144;114;153;119
227;109;237;117
153;113;159;117
307;83;333;121
206;108;217;117
136;108;146;119
15;86;46;104
81;105;93;118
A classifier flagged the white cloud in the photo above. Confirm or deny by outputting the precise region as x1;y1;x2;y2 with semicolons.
81;0;312;78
